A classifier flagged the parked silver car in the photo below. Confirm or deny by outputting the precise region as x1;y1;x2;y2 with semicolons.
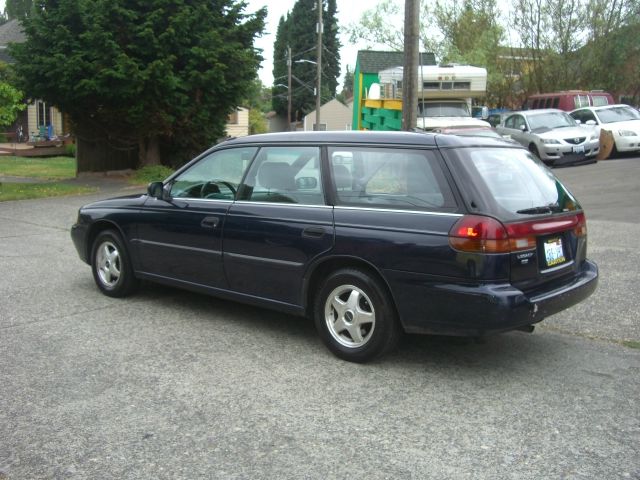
496;109;599;166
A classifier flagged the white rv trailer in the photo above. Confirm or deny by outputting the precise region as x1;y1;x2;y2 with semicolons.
377;64;490;130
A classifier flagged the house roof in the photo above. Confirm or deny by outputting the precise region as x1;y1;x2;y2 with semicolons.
356;50;436;74
0;19;26;64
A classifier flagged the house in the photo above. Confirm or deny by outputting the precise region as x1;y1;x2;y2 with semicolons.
303;98;353;131
0;19;67;141
225;107;250;137
352;50;436;130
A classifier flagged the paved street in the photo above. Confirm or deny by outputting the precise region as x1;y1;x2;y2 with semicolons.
1;158;639;479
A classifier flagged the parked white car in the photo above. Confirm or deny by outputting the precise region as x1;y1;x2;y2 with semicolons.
570;104;640;155
496;109;599;166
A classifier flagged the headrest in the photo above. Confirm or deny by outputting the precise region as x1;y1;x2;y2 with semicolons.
258;162;295;191
332;164;351;189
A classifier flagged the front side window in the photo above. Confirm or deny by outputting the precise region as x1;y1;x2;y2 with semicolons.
169;147;257;199
238;146;323;205
328;147;456;211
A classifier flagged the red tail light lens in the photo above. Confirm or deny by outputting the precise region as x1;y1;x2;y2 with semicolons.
449;215;511;253
449;213;586;254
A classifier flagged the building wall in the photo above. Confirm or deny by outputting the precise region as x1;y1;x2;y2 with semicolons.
303;99;352;131
225;107;250;137
26;102;64;139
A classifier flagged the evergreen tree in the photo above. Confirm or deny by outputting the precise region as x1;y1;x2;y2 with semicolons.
272;15;290;117
323;0;341;98
271;0;341;120
10;0;265;166
5;0;33;20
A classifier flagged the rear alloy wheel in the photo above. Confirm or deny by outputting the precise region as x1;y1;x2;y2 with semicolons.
91;230;139;297
314;269;400;363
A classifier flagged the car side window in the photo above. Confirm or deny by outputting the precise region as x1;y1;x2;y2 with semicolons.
169;147;257;199
238;146;324;205
505;115;516;129
328;147;456;211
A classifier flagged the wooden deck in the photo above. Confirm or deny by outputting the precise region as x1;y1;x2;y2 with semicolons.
0;143;68;157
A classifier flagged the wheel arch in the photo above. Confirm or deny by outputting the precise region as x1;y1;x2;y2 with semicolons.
303;255;402;328
86;220;128;265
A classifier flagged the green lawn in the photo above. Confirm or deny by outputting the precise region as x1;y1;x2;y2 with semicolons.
0;182;96;201
0;156;76;180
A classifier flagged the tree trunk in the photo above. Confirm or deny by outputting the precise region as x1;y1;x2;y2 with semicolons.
139;135;161;166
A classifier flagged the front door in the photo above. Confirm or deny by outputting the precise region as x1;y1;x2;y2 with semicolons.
134;146;257;290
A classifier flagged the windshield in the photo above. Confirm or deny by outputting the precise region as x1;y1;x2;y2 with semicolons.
419;101;470;117
596;106;640;124
447;148;580;216
527;112;577;131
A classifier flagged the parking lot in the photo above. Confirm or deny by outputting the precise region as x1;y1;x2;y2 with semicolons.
1;157;639;479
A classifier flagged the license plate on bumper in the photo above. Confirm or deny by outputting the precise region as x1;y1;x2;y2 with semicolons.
544;237;566;267
572;145;585;154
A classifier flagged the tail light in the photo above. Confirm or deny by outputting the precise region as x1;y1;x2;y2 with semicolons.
449;213;586;254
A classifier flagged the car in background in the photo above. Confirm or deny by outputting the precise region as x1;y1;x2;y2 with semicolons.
570;104;640;155
432;125;518;144
525;91;614;111
71;131;598;363
496;109;599;166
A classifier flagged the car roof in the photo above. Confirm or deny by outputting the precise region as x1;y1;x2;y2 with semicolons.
216;129;516;150
222;130;440;147
573;104;634;112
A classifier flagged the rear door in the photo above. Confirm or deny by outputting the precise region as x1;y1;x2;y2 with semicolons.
222;145;334;307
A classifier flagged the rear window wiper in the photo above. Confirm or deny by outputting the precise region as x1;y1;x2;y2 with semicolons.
516;203;562;215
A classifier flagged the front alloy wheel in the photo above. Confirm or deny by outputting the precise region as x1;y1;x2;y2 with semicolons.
91;230;138;297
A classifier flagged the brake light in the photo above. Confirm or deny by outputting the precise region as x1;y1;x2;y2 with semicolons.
449;213;586;253
449;215;511;253
574;212;587;237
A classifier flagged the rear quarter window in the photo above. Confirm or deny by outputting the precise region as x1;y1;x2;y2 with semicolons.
328;147;457;211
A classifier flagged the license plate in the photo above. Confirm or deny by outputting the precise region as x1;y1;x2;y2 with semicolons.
544;237;566;267
572;145;585;154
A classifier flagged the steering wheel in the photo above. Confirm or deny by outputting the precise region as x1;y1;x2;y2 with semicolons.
200;180;237;199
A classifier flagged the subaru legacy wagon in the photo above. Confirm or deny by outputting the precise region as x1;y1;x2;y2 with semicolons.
71;131;598;362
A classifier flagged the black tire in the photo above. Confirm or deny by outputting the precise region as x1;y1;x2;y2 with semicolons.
91;230;139;298
529;143;540;159
314;268;400;363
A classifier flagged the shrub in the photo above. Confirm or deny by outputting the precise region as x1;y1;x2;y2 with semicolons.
131;165;175;184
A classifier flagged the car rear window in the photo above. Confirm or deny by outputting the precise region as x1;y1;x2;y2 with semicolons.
446;148;581;216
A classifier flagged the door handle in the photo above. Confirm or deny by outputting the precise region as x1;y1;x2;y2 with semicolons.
201;216;219;229
302;226;326;238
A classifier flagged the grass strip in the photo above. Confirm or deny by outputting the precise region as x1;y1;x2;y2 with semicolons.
0;182;96;201
0;156;76;180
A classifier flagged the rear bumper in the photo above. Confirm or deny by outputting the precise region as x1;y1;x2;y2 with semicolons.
386;260;598;336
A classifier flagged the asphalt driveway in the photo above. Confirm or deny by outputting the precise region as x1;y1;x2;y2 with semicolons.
0;160;638;479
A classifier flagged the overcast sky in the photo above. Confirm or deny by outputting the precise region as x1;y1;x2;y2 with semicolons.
0;0;386;86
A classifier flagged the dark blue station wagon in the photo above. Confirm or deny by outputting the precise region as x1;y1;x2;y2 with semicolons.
71;131;598;362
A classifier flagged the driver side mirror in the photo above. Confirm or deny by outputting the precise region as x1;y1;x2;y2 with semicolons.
519;124;527;132
147;181;171;201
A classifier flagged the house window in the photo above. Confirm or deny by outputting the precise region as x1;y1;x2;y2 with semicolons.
313;123;327;131
36;101;51;127
228;110;239;124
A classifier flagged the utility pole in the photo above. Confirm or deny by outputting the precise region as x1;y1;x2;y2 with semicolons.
402;0;420;131
287;45;292;131
315;0;323;131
